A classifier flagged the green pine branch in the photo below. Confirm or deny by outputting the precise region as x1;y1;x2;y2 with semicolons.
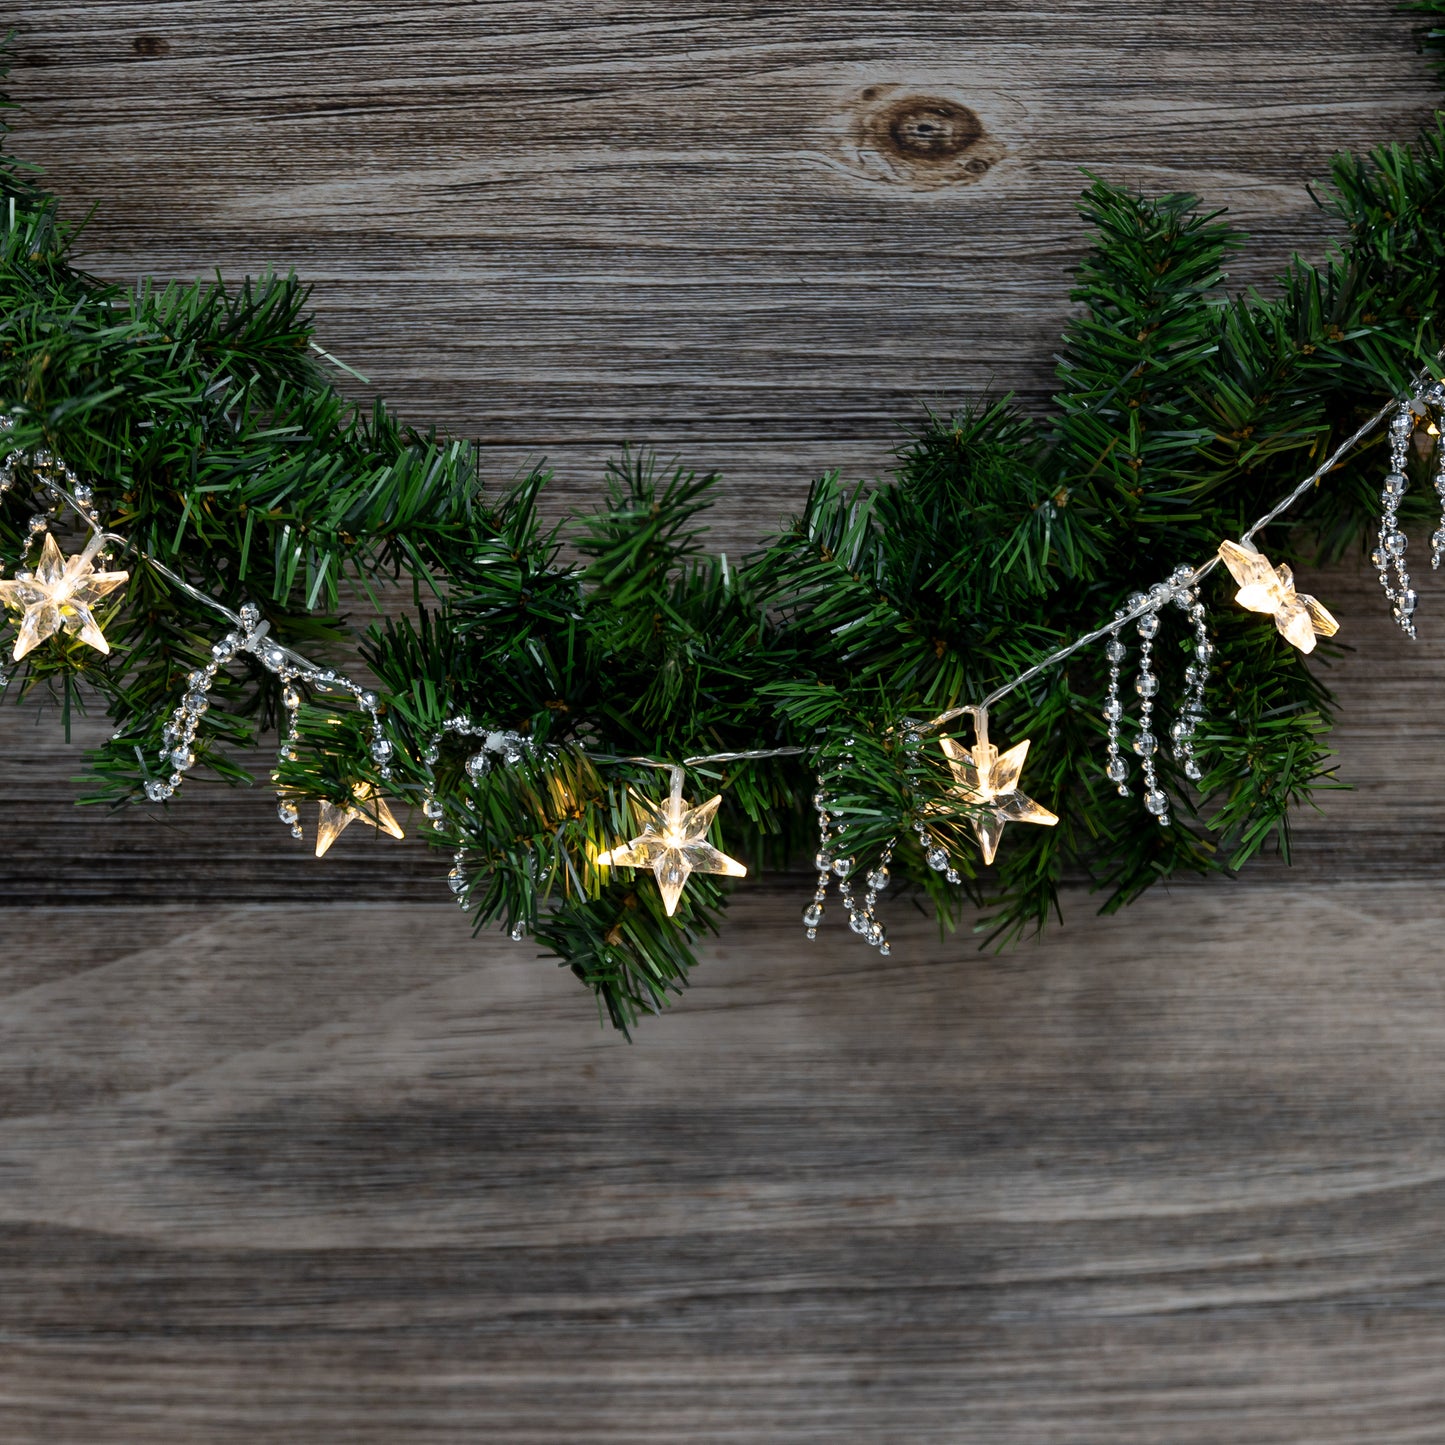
4;11;1445;1029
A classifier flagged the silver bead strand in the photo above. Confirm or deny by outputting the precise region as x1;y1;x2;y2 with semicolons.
273;659;306;840
1429;383;1445;572
1130;591;1169;825
1102;627;1129;795
805;749;894;955
1375;402;1417;636
424;717;536;902
447;846;469;910
147;631;235;804
803;781;832;940
1168;566;1211;784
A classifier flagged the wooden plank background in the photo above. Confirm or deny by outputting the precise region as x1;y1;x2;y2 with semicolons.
4;3;1445;1440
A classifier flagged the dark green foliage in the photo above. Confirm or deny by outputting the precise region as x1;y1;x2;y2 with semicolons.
5;15;1445;1028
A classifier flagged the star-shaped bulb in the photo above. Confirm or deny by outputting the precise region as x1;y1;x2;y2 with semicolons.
596;773;747;917
940;733;1058;866
0;531;129;661
314;782;406;858
1218;538;1339;653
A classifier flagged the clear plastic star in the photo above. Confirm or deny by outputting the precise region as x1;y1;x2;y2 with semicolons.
597;781;747;916
940;734;1059;866
1218;538;1339;653
0;531;129;661
315;783;406;858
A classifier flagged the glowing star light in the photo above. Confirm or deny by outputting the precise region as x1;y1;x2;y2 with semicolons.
0;531;129;661
314;783;405;858
1218;538;1339;654
940;731;1059;866
596;769;747;917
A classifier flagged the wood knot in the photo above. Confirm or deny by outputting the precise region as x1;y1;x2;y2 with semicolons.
883;99;981;161
832;86;1005;191
132;35;171;58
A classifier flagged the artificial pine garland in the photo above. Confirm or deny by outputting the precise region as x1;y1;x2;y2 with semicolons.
4;11;1445;1031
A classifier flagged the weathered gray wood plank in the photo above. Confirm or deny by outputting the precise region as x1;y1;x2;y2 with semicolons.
8;1;1440;545
2;885;1445;1442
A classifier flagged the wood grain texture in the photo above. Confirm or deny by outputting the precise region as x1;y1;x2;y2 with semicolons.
4;886;1445;1442
5;3;1445;1440
7;0;1441;544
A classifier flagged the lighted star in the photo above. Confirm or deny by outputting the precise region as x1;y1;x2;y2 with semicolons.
1218;538;1339;654
0;531;129;661
315;783;405;858
940;734;1059;866
596;784;747;917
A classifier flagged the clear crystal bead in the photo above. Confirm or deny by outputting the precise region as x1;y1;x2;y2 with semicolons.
359;690;379;711
170;748;194;770
1170;718;1191;741
238;603;261;628
1105;638;1126;663
1135;672;1158;698
144;779;168;802
447;868;466;895
867;923;884;946
277;801;298;824
371;738;393;761
1145;789;1169;816
814;851;831;872
510;925;524;942
1384;472;1408;499
1106;755;1128;782
803;903;823;928
466;753;490;779
1133;731;1157;757
832;856;853;878
184;691;209;714
1387;531;1407;556
424;798;444;820
879;942;891;956
944;868;960;884
1103;698;1123;722
282;686;299;710
866;867;889;891
1400;588;1418;617
849;913;867;935
805;928;817;941
926;847;949;871
1184;759;1203;781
